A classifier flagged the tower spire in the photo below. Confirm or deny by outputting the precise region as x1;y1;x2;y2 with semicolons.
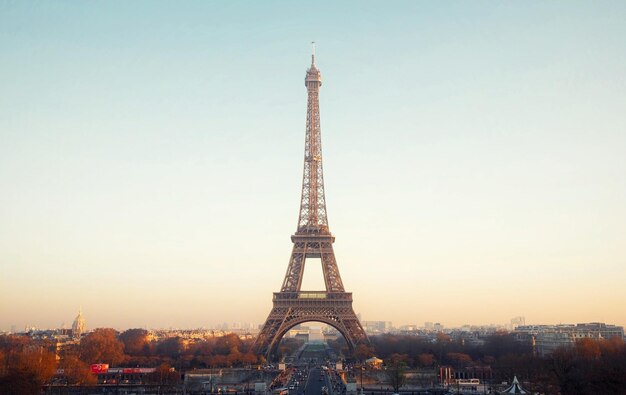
311;41;316;65
300;45;325;233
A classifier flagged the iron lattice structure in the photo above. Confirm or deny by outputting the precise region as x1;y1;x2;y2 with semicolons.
254;52;368;359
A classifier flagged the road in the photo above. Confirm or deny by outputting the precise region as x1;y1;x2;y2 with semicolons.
285;343;343;395
300;367;329;395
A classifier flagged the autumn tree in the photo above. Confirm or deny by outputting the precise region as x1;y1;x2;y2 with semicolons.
275;338;303;360
0;349;5;377
388;353;410;364
550;337;626;394
483;332;531;359
241;352;258;366
156;337;184;359
119;328;150;356
147;363;180;385
214;333;242;355
59;354;97;385
327;337;349;357
417;353;435;367
354;344;375;361
79;328;125;365
189;339;214;357
208;354;227;368
436;333;451;344
0;344;57;395
446;352;473;366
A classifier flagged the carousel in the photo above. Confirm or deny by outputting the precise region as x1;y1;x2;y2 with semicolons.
500;375;527;394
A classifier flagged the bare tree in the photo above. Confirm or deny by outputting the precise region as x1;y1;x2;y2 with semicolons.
386;361;406;394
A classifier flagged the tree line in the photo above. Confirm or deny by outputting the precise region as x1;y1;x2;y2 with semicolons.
0;328;260;394
3;329;626;395
330;332;626;395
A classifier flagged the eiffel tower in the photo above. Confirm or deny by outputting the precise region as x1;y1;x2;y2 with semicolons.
254;49;368;359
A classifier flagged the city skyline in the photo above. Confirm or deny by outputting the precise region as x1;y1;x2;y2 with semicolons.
1;1;626;331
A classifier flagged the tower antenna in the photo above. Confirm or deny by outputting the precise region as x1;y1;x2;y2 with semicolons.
311;41;316;65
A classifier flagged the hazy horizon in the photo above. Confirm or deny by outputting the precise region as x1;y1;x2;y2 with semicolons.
1;1;625;332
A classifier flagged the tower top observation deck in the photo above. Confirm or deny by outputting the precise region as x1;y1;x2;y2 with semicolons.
305;43;322;87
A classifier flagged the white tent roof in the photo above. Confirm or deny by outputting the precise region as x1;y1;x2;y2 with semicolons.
502;376;527;394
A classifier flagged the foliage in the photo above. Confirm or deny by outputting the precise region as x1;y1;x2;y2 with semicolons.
370;332;532;367
417;353;435;367
446;352;472;366
0;328;262;392
119;328;150;356
551;336;626;395
1;329;625;394
0;335;57;395
354;344;375;361
155;336;184;358
79;328;125;365
59;354;97;385
214;333;244;355
275;338;304;361
482;332;530;358
327;336;349;357
146;363;180;384
369;333;626;394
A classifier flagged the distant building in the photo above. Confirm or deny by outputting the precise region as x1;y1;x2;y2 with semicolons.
398;324;419;332
515;322;624;356
286;324;311;339
510;316;525;329
422;322;445;332
362;321;392;335
309;326;324;343
72;309;86;339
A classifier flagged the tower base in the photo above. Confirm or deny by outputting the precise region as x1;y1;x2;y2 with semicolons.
254;292;368;360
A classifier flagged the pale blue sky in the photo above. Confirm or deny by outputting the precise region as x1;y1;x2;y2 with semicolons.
1;1;625;331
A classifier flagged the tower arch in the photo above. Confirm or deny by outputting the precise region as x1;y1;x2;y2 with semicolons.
267;318;354;360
